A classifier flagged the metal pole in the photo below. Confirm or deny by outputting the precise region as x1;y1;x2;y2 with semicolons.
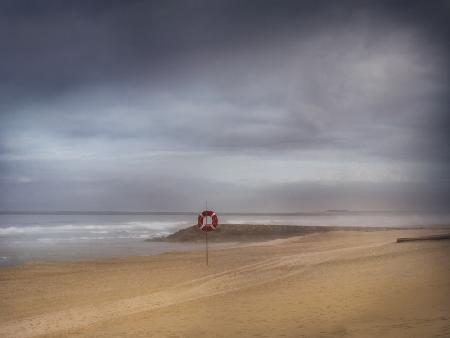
205;200;208;266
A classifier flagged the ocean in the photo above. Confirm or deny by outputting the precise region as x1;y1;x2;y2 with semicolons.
1;211;449;266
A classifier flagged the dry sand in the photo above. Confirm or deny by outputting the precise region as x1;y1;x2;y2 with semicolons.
0;228;449;337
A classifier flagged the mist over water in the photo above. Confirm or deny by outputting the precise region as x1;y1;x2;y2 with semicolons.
1;211;449;266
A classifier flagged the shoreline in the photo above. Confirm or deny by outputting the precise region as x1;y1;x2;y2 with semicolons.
1;224;449;268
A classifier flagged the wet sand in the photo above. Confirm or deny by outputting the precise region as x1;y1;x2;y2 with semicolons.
0;228;449;337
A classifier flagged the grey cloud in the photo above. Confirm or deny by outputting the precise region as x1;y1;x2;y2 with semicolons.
1;1;448;105
1;174;449;212
0;0;449;211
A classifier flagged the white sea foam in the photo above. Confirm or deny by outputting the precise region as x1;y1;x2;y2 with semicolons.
0;221;189;236
33;231;169;243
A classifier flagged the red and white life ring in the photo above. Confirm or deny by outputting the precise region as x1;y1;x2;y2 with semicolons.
197;210;219;232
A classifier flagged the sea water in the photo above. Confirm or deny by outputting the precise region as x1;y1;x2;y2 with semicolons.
0;211;449;266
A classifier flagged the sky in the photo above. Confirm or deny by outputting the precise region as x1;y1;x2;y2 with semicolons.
0;0;449;212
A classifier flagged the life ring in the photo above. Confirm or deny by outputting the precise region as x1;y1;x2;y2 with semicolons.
197;210;219;232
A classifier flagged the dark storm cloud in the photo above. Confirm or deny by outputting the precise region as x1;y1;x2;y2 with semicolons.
1;0;448;103
0;0;449;211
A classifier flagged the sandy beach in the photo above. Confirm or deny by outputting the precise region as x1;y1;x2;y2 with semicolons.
1;227;449;338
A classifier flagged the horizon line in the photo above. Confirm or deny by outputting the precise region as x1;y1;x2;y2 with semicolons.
0;209;446;216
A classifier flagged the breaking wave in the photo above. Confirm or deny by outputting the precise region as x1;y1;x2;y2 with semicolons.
0;221;189;237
